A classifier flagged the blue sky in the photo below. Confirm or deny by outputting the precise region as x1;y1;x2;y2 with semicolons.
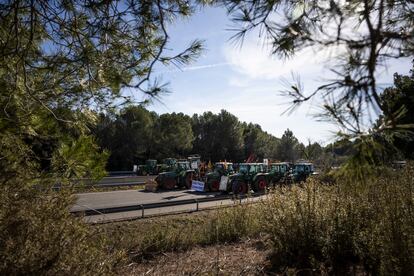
140;6;412;144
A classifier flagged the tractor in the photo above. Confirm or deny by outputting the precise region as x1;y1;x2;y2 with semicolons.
291;162;315;182
188;155;201;177
205;162;234;192
137;159;158;175
155;160;195;190
157;158;177;173
227;163;268;194
267;162;292;186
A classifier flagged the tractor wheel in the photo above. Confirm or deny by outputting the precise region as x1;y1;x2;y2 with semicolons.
254;178;268;192
232;181;248;195
210;180;220;192
162;177;176;190
185;172;193;189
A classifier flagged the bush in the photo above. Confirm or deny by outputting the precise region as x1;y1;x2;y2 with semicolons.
97;165;414;275
0;136;121;275
262;165;414;274
102;202;264;262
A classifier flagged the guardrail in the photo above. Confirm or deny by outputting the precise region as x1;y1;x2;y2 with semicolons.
71;193;257;217
107;171;136;176
54;175;155;190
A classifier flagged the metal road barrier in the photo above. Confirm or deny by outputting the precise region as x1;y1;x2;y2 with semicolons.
71;193;260;217
54;175;154;190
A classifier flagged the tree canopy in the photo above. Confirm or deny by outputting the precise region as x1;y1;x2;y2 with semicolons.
0;0;412;273
222;0;414;137
93;107;332;170
0;1;203;273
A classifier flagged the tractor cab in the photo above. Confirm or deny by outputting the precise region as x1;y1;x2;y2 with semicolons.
164;158;177;167
146;159;157;171
267;162;292;185
228;163;269;194
157;158;177;173
137;159;158;175
205;162;234;192
269;162;291;174
215;162;234;174
177;160;191;171
249;163;267;173
155;160;195;190
292;162;314;182
188;155;201;171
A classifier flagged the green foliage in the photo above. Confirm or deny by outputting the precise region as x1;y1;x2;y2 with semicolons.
243;123;279;160
0;131;121;274
52;135;109;180
93;106;158;170
153;112;195;158
192;110;244;161
377;66;414;159
94;106;327;168
0;0;203;273
223;0;414;138
276;129;302;162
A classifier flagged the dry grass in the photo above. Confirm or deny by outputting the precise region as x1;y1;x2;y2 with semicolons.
95;164;414;275
119;239;269;275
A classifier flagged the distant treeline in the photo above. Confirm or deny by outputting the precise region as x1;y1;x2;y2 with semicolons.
92;107;347;171
92;65;414;171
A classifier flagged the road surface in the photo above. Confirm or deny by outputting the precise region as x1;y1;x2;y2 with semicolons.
82;195;265;223
72;189;226;212
72;188;269;223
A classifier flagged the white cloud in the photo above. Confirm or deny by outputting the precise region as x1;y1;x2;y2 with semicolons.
228;76;251;87
222;39;339;82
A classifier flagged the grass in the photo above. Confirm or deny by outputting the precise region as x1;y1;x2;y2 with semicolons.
94;164;414;275
98;203;264;263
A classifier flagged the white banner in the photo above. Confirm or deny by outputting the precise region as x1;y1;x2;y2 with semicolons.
191;180;205;192
219;176;228;191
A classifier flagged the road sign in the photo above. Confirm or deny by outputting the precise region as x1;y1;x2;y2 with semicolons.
191;180;205;192
219;176;228;191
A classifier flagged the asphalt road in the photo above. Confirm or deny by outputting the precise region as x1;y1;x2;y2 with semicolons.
72;189;226;213
83;175;155;187
82;195;266;223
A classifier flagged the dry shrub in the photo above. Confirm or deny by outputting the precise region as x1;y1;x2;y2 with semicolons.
203;202;262;244
0;136;122;275
102;202;264;264
0;184;123;275
99;165;414;275
262;164;414;274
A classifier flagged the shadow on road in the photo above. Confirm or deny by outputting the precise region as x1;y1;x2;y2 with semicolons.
136;188;223;198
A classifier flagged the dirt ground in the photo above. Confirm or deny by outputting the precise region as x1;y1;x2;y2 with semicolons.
119;239;270;275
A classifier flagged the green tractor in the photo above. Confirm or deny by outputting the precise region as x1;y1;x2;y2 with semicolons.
137;159;158;175
157;158;177;173
291;162;315;183
188;155;201;178
205;162;234;192
228;163;268;194
267;162;292;186
155;160;195;190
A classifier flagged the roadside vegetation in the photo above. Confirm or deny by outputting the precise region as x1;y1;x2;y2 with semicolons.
1;0;413;275
95;163;414;274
